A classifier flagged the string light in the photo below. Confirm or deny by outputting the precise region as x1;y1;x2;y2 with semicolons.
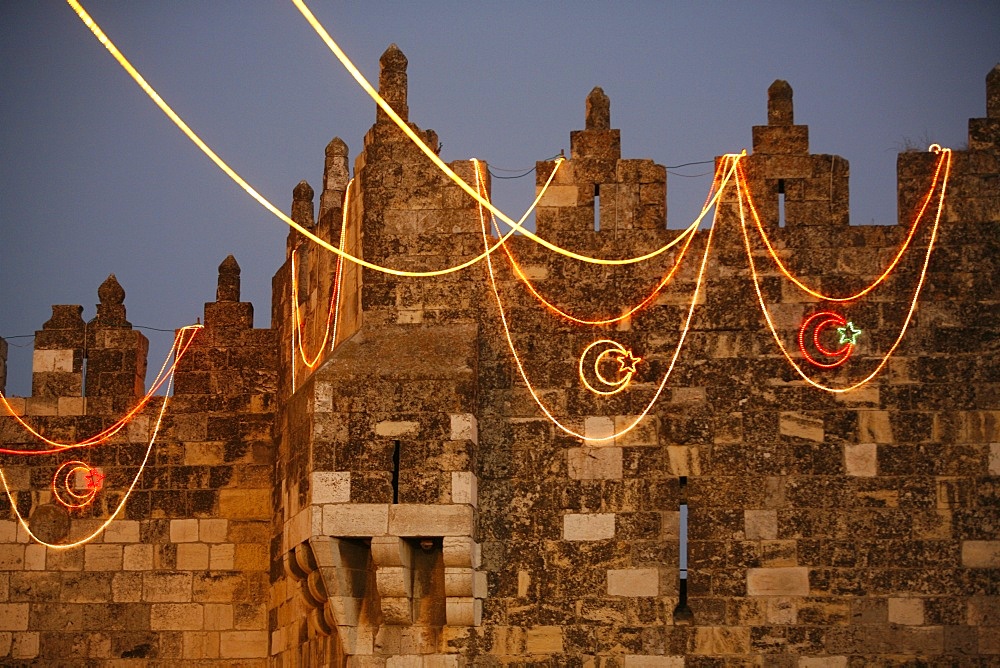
738;147;950;302
797;311;854;369
292;0;720;267
65;0;580;276
737;146;951;393
69;0;701;274
476;154;740;442
291;179;353;370
578;340;641;396
51;461;101;509
489;157;737;325
0;325;201;454
0;345;178;549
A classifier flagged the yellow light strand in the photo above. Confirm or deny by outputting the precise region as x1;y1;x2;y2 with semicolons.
0;340;182;549
740;148;949;302
64;0;571;277
490;157;737;325
291;179;353;370
292;0;725;266
0;325;201;452
476;154;739;442
736;147;951;393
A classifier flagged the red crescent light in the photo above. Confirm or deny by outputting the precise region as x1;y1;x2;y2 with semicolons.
799;311;853;369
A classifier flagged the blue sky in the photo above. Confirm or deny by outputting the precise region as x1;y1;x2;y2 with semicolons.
2;1;998;395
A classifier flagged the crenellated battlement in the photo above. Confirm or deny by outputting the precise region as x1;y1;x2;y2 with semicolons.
0;52;998;666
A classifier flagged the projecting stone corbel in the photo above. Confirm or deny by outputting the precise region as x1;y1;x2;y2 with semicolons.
443;536;485;626
309;535;372;652
370;536;415;625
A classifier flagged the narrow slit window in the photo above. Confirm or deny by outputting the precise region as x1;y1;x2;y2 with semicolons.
777;179;786;228
391;440;400;504
594;184;601;231
672;475;694;624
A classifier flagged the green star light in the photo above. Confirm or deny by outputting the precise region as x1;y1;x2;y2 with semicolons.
837;321;862;346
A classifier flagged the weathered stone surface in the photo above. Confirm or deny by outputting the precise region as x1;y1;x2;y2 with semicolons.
2;59;998;667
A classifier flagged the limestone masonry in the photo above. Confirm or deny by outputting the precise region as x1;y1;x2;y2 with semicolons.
1;51;998;666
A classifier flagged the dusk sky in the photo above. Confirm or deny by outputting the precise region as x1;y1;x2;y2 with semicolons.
2;2;998;396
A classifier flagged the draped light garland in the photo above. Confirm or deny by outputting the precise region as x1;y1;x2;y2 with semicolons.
0;325;199;548
736;146;951;392
474;156;740;443
55;1;955;438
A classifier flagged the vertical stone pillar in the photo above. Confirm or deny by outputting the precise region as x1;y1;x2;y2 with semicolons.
320;137;350;227
377;44;408;124
31;304;85;400
969;64;1000;150
85;275;148;412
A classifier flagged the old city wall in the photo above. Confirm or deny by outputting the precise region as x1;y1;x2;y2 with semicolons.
1;49;998;666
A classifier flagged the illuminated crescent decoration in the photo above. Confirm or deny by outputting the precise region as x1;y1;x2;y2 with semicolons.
52;460;103;509
579;339;642;395
798;311;860;369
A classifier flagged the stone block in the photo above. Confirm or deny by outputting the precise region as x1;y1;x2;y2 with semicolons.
218;489;270;519
177;543;210;571
858;411;893;443
780;412;824;442
888;597;924;625
990;443;1000;475
745;509;778;540
567;446;623;480
766;597;797;624
84;544;122;571
525;625;563;654
199;519;229;543
450;413;478;444
442;537;480;568
210;544;236;571
150;603;204;630
313;471;351;504
219;630;268;658
10;632;39;659
388;505;473;537
666;445;701;476
102;520;140;543
962;541;1000;568
32;349;73;373
144;573;193;602
57;396;86;416
747;567;810;596
324;504;389;536
798;658;847;667
203;603;234;631
375;420;420;437
444;568;475;597
0;604;28;631
845;443;877;476
0;544;26;570
607;568;659;597
182;631;220;659
171;519;200;543
691;626;751;655
584;416;615;442
123;544;153;571
622;657;684;667
23;545;44;570
446;597;481;626
537;185;578;208
563;513;615;541
451;472;477;506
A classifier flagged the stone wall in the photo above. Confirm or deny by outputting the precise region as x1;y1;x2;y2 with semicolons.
0;50;997;666
0;262;276;664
